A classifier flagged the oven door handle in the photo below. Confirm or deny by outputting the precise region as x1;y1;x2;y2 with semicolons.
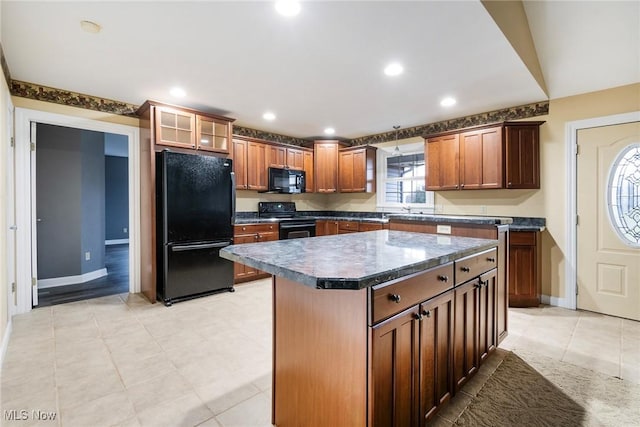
279;222;315;230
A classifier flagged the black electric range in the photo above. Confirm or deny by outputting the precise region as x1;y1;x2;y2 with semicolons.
258;202;316;239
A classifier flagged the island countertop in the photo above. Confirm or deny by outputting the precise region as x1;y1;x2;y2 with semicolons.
220;230;498;290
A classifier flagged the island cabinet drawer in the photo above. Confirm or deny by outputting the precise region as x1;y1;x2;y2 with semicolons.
370;263;454;324
454;248;497;285
234;223;277;234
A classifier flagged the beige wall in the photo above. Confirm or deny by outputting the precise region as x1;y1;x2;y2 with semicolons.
0;68;9;352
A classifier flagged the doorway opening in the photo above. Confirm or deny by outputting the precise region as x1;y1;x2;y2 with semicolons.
34;123;130;306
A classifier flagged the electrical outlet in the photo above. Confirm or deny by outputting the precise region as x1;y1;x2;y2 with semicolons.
85;251;91;261
436;225;452;235
123;227;128;234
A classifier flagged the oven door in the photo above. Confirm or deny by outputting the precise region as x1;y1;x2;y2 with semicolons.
279;221;316;239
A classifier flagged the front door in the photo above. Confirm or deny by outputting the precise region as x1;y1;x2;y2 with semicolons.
576;122;640;320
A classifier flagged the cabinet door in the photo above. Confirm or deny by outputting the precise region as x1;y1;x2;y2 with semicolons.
247;142;268;190
371;307;420;427
426;134;459;190
419;290;454;423
268;145;287;169
315;142;338;193
504;124;540;189
286;148;305;170
508;231;540;307
303;151;314;192
459;127;502;189
453;279;478;393
197;116;230;154
257;231;279;242
232;139;248;190
338;151;355;192
233;234;259;280
155;106;196;149
477;268;497;364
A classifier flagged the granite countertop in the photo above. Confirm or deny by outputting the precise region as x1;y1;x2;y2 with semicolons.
220;230;497;290
386;213;513;225
508;217;546;232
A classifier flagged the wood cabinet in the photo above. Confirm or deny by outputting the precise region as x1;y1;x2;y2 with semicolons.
453;279;478;393
338;220;359;234
268;145;287;168
151;103;233;154
247;141;269;191
303;150;314;193
316;220;386;236
286;147;305;170
509;230;541;307
477;269;497;364
314;141;340;193
232;139;248;190
389;220;509;345
338;146;377;193
425;121;543;191
315;220;339;236
233;224;278;283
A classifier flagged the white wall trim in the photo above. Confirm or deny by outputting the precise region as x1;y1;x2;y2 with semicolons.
0;319;12;373
14;107;140;314
565;111;640;311
106;239;129;245
541;294;570;308
37;268;108;289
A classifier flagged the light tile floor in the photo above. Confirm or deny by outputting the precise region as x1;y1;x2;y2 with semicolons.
1;279;638;427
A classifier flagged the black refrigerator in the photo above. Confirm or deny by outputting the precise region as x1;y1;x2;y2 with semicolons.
156;150;235;306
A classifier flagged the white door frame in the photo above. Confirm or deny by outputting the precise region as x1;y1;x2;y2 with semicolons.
565;110;640;310
14;108;140;314
5;93;17;318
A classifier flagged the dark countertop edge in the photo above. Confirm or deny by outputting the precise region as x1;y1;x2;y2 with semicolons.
234;216;389;225
385;214;513;225
221;240;498;290
509;225;546;232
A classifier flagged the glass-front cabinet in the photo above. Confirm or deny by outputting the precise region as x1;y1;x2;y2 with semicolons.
153;104;233;154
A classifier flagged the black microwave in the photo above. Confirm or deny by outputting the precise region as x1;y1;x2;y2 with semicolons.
266;167;306;194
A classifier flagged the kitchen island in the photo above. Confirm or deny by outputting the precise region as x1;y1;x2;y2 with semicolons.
221;230;501;426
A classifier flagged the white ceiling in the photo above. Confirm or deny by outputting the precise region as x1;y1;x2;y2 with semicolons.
2;1;638;140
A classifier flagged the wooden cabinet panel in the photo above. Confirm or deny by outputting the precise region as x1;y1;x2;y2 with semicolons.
509;230;541;307
303;150;314;193
453;279;479;393
505;124;540;189
371;306;419;427
232;139;248;190
426;134;460;190
419;290;454;423
314;141;339;193
454;248;498;286
268;145;287;169
286;148;305;170
338;146;376;193
247;142;268;191
197;115;231;154
316;220;339;236
459;126;502;189
358;222;385;232
233;234;259;280
233;223;278;283
477;269;497;364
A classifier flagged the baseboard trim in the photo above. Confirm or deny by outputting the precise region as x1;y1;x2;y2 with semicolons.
106;239;129;245
541;294;573;309
38;268;108;288
0;319;13;373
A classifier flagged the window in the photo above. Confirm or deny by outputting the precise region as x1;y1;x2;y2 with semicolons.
607;143;640;247
377;145;434;211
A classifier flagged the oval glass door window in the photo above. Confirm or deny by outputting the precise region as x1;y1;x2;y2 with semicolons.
607;143;640;247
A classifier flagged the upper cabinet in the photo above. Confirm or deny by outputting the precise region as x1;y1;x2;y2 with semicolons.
314;141;340;193
338;146;377;193
268;145;287;169
425;121;544;191
232;139;248;190
141;101;234;154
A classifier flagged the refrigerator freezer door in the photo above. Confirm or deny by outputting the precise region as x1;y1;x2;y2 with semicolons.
161;151;233;243
162;240;234;303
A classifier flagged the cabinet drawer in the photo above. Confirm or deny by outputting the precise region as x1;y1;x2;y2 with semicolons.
338;221;360;231
371;263;454;324
454;248;497;286
358;222;384;232
510;231;537;246
234;223;278;235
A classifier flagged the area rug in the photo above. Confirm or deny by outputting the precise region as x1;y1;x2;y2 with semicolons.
454;351;640;427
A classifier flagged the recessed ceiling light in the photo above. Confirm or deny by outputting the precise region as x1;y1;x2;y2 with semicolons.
440;97;457;107
170;87;186;98
263;112;276;121
324;127;336;135
275;1;301;17
384;63;404;77
80;20;101;34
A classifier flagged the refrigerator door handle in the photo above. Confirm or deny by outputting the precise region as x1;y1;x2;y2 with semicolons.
231;171;236;226
171;242;231;252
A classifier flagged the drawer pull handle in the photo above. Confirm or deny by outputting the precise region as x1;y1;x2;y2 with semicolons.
414;312;423;321
475;282;482;289
389;294;401;303
487;257;496;263
422;309;432;318
437;275;449;282
461;266;470;273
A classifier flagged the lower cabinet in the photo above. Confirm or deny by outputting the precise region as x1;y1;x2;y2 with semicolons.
508;230;541;307
233;224;278;283
453;280;478;393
